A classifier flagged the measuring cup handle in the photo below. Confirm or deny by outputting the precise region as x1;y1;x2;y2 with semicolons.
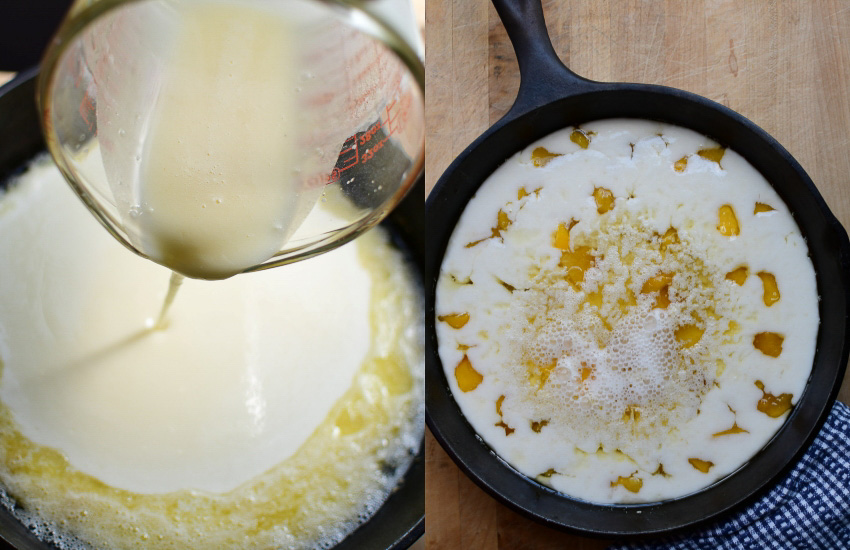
491;0;595;125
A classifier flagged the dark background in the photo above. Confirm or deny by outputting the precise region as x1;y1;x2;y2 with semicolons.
0;1;73;72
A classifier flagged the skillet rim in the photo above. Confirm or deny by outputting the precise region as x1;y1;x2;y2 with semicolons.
425;82;850;538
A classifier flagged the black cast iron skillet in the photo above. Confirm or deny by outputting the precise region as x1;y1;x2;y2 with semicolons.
426;0;850;538
0;68;424;550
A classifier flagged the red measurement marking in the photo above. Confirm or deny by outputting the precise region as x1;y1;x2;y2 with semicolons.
306;91;338;109
349;89;375;112
352;56;386;88
359;121;382;146
348;42;375;69
383;99;399;136
335;135;360;173
383;92;412;137
304;170;334;188
396;92;414;132
362;135;390;162
79;92;95;132
303;82;416;189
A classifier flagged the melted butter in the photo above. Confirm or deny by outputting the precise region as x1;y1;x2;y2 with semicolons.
592;187;615;214
754;202;775;214
438;312;470;329
622;405;641;423
496;210;512;233
530;419;549;433
560;246;595;290
724;321;741;336
688;458;714;473
495;395;514;435
465;209;512;248
652;464;669;477
495;395;506;416
725;266;748;285
580;362;593;382
697;147;725;164
641;272;674;293
552;221;573;250
570;129;590;149
716;205;740;236
527;358;557;390
531;147;562;167
713;422;748;437
641;272;674;309
584;290;604;308
757;271;780;306
753;332;784;357
518;186;542;200
674;324;704;348
610;473;642;493
660;227;679;254
755;381;793;417
455;355;483;392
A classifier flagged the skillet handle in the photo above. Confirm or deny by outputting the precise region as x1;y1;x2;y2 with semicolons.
491;0;595;126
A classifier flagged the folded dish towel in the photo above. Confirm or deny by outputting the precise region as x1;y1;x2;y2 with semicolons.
610;400;850;550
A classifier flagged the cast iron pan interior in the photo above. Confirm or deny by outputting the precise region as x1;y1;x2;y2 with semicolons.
0;69;424;550
426;0;850;538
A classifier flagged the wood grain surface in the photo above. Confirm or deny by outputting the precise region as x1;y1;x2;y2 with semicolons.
424;1;850;549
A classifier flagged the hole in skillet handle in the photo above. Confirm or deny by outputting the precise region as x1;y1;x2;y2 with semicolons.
0;70;424;550
425;0;850;539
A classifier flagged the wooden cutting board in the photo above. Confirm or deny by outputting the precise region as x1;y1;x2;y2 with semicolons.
425;1;850;548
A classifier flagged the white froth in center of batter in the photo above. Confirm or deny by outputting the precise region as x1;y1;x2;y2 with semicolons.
509;212;727;453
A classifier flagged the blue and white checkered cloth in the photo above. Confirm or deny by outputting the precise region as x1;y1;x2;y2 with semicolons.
610;401;850;550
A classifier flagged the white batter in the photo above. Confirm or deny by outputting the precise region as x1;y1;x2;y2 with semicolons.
436;119;818;504
0;157;423;549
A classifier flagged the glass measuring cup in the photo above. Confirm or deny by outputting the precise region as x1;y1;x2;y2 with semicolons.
37;0;424;279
